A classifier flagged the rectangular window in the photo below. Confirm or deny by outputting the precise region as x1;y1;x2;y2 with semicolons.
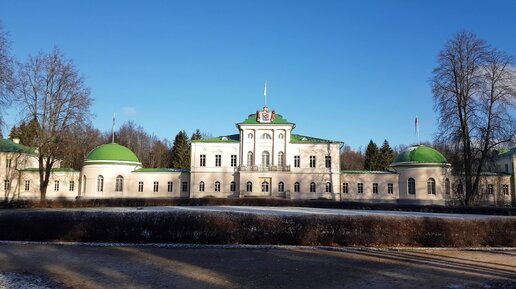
343;183;348;194
325;156;331;168
488;184;494;194
24;180;30;191
69;181;75;192
182;181;188;192
6;159;11;168
153;181;159;192
168;181;173;192
373;183;378;194
215;155;221;167
388;183;393;194
200;154;206;167
309;156;316;168
4;180;10;191
138;181;144;192
502;184;509;195
294;156;300;168
54;181;59;192
231;155;237;167
358;183;363;194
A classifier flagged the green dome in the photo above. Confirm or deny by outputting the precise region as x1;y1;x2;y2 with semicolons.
393;145;448;164
85;143;140;164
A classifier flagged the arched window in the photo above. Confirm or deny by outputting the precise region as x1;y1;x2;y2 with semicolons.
325;182;332;193
115;175;124;192
262;151;270;166
445;178;450;195
230;181;236;192
294;182;300;193
247;151;253;166
427;178;436;195
97;175;104;192
246;181;252;192
199;181;205;192
262;181;269;192
260;133;272;139
408;178;415;195
310;182;316;193
215;181;221;192
278;151;284;167
278;181;284;192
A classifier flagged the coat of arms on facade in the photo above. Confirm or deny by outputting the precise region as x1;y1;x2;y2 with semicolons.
256;107;275;123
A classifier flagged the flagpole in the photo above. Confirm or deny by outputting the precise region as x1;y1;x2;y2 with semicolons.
415;115;420;145
264;80;267;108
112;113;115;143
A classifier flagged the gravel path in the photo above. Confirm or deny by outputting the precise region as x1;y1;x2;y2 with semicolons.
0;242;514;289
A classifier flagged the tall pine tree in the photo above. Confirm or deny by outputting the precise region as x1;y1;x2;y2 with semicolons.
170;130;190;169
378;139;395;170
364;140;379;170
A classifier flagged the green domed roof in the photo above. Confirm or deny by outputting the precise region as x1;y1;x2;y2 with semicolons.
393;145;448;164
85;143;140;164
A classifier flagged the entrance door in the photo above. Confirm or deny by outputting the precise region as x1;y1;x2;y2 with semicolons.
260;177;272;196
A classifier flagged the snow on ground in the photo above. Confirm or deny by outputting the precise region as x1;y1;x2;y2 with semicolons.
30;205;515;219
0;272;64;289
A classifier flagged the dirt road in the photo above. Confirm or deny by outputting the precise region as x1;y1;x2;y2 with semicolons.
0;243;514;289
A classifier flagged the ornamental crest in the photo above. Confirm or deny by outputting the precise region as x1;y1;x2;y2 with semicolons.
256;107;275;123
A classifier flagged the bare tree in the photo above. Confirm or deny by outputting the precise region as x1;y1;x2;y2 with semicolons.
340;145;365;170
431;31;516;206
14;48;92;199
0;21;15;134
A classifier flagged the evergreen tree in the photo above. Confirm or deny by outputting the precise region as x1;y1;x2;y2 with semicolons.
378;139;395;170
170;130;190;168
364;140;379;170
191;129;202;141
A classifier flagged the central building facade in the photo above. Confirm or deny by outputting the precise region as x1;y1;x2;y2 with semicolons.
190;106;341;199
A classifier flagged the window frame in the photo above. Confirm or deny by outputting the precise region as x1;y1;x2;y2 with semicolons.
325;156;331;168
309;156;316;168
358;183;363;194
408;178;416;195
310;182;316;193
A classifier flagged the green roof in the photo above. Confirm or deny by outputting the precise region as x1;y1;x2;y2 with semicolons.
133;168;189;173
192;134;240;143
498;148;516;158
340;170;398;175
0;139;36;155
291;134;341;144
238;113;295;125
85;143;140;163
393;145;448;164
21;168;79;172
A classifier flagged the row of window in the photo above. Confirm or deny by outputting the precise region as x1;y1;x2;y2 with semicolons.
247;133;284;140
94;175;188;193
198;181;333;193
200;153;332;168
3;180;76;192
342;183;395;194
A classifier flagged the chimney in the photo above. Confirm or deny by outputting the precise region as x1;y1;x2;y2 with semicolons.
12;138;20;144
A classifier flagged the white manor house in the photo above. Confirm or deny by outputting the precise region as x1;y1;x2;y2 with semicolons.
1;105;515;206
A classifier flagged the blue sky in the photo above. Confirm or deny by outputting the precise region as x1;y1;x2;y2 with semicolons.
1;0;515;149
